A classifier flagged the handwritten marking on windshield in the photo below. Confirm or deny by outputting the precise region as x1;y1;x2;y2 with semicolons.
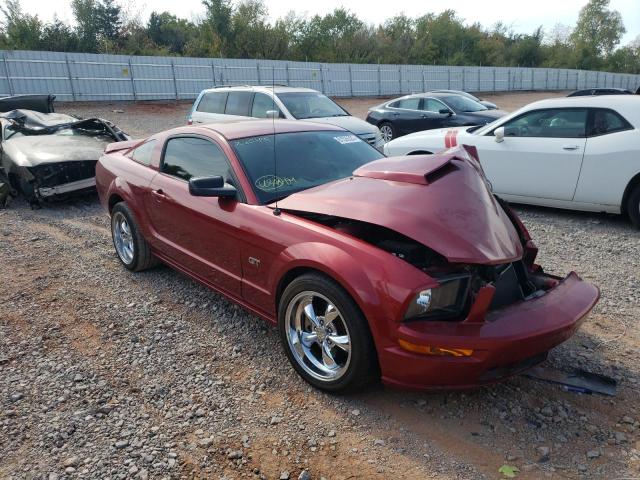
255;175;296;192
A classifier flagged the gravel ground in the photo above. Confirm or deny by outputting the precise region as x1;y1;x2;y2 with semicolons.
1;92;639;479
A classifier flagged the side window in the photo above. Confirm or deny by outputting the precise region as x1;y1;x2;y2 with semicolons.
588;109;632;136
392;97;420;110
196;92;228;114
423;99;447;113
501;109;588;138
129;140;156;166
162;137;231;182
225;91;253;116
251;93;280;118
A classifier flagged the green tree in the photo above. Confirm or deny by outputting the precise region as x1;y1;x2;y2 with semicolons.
71;0;123;52
0;0;43;50
607;36;640;73
148;12;196;53
202;0;233;56
41;17;79;52
509;27;544;67
97;0;122;41
571;0;626;69
376;15;415;64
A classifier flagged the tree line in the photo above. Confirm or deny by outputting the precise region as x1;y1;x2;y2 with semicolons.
0;0;638;74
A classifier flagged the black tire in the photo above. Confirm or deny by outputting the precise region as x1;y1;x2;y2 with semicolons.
627;185;640;228
379;121;396;142
278;272;379;393
110;202;158;272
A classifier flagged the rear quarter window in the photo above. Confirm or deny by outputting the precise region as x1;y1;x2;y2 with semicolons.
588;109;633;136
196;92;228;114
129;140;156;166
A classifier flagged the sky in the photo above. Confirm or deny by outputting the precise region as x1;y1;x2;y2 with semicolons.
19;0;640;45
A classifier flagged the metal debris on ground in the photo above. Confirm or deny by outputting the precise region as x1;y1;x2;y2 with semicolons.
524;366;617;396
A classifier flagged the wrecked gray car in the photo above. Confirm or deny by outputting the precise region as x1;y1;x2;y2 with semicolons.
0;108;128;206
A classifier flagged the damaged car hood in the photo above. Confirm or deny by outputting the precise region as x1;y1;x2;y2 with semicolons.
2;134;113;168
276;149;523;264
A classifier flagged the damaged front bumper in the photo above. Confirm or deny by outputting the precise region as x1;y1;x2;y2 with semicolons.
37;176;96;197
379;272;600;390
9;161;97;203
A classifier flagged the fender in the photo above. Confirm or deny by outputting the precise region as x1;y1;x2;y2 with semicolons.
108;176;157;240
268;241;430;348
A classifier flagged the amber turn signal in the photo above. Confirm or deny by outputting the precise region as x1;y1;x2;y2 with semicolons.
398;339;473;357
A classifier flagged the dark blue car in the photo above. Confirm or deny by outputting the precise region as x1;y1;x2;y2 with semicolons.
366;92;506;142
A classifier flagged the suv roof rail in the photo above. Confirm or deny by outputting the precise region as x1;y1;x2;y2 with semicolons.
209;84;294;89
209;84;254;89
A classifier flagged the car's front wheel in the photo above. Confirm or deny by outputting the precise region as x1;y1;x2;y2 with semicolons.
278;273;378;393
111;202;158;271
627;185;640;228
379;122;396;142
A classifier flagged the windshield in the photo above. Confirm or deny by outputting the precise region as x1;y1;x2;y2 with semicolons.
232;131;384;204
276;92;348;119
442;95;488;113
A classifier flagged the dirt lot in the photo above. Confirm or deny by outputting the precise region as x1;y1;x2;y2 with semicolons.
1;92;639;480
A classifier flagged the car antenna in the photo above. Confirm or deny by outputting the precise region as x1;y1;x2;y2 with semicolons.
272;67;281;216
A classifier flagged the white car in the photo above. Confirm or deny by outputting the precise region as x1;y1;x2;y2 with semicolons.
188;86;384;150
384;95;640;227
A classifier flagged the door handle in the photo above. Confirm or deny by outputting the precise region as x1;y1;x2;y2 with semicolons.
151;189;166;201
420;114;428;118
562;145;580;151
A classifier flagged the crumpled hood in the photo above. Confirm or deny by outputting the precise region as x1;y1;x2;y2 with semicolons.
301;115;379;136
277;147;523;264
2;134;112;168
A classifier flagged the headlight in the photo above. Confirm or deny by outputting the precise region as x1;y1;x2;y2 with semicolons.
374;128;384;144
404;275;470;321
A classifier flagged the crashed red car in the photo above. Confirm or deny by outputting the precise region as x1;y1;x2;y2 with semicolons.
95;120;599;393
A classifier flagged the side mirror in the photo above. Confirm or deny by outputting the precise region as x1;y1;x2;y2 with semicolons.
266;110;280;119
439;108;453;116
189;176;236;198
494;126;505;143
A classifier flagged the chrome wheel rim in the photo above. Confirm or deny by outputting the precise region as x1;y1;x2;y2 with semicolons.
380;125;393;142
112;212;134;264
285;291;351;382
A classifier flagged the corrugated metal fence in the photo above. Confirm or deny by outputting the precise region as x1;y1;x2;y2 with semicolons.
1;50;639;101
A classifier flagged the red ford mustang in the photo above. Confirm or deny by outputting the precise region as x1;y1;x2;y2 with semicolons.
96;120;599;392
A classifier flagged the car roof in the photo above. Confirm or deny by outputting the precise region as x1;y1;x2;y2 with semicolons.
472;94;640;133
521;95;640;110
571;88;631;94
197;119;346;140
428;89;469;95
199;85;319;95
389;92;454;102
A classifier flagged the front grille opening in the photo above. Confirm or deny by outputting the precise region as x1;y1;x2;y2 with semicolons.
471;260;540;311
29;161;97;188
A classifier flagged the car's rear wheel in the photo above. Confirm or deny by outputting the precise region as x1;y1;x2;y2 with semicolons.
278;273;378;393
627;185;640;228
111;202;158;271
379;122;396;142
